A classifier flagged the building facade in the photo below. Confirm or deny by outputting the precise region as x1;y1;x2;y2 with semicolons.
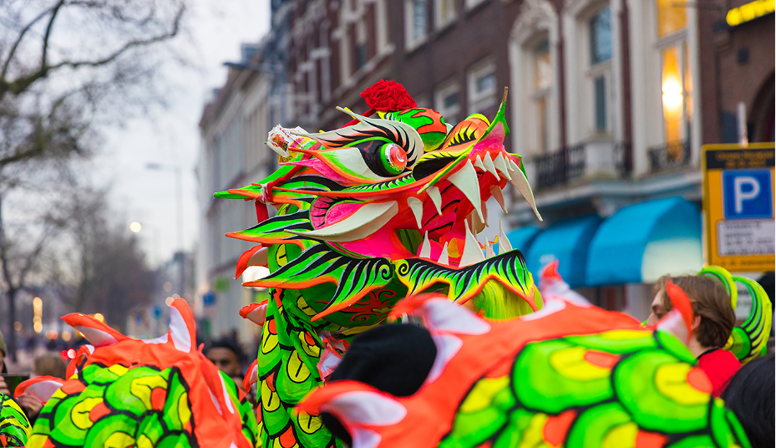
198;0;774;330
197;46;278;344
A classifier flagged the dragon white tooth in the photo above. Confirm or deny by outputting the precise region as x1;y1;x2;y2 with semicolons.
427;186;443;215
486;242;496;258
459;221;485;267
498;220;513;254
448;160;484;222
419;231;431;258
438;241;449;265
288;201;398;242
474;155;485;171
407;197;424;228
490;185;508;214
483;152;499;178
508;158;521;174
470;208;486;234
494;152;512;180
508;166;543;222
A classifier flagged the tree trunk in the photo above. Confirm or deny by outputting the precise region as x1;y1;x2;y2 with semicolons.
6;287;16;362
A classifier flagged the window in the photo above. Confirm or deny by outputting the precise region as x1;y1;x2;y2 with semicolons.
355;21;367;70
656;0;686;37
405;0;428;49
589;6;612;64
435;81;460;124
435;0;456;29
588;5;611;134
532;40;552;153
468;59;497;114
465;0;486;9
655;0;691;149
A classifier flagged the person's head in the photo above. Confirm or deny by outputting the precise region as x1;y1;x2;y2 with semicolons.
204;338;243;377
648;275;735;350
322;324;437;445
0;331;6;373
33;353;67;379
722;354;775;447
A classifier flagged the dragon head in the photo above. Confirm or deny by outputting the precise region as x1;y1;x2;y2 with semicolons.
218;85;543;330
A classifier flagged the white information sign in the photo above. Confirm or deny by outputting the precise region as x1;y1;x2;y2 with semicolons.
717;219;776;255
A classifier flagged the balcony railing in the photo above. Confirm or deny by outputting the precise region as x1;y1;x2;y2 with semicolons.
613;141;633;178
647;140;690;173
535;144;585;189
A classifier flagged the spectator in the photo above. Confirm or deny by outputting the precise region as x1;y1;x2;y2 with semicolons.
0;331;8;396
722;353;774;447
647;275;740;396
204;338;244;378
15;353;68;424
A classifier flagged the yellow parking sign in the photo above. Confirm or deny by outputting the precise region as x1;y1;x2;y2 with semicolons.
702;143;775;272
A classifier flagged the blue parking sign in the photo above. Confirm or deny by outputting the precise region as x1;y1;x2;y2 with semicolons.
723;169;773;219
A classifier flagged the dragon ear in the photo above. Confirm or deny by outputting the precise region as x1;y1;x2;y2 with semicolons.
538;260;591;307
169;299;196;353
61;313;127;347
298;381;406;448
240;300;268;326
657;281;695;343
244;360;259;393
14;376;66;404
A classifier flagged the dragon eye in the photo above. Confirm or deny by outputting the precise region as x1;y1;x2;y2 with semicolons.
379;143;407;175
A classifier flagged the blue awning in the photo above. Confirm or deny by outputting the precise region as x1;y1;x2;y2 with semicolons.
586;196;702;286
526;215;602;288
505;225;540;254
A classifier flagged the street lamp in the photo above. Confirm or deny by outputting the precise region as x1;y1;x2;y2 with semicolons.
145;163;183;253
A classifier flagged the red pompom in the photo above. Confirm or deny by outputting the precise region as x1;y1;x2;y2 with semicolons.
360;80;417;111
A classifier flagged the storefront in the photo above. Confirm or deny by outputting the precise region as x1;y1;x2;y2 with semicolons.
507;196;703;319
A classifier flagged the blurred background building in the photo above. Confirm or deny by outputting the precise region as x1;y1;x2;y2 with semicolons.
198;0;774;341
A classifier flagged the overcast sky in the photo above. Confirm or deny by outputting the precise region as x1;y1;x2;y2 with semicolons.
92;0;270;266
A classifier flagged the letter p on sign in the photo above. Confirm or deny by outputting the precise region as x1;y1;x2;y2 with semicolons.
723;169;773;219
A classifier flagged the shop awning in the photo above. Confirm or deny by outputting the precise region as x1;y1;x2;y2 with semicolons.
505;225;540;254
586;196;702;286
526;215;602;288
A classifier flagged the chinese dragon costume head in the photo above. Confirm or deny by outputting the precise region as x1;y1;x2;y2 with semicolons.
217;80;544;447
12;299;259;448
299;276;753;448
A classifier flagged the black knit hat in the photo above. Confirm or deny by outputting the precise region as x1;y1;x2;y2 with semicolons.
322;323;437;445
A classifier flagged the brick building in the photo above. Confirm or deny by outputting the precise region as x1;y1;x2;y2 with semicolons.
199;0;773;328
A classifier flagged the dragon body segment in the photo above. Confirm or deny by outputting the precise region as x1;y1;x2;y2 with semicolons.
220;84;544;447
299;292;752;448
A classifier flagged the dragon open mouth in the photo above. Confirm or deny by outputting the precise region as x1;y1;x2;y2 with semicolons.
217;91;543;327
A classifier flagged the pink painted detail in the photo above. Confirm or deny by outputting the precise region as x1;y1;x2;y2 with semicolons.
325;201;363;225
284;158;352;184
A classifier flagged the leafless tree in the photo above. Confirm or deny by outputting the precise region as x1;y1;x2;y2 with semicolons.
0;0;187;360
50;187;155;334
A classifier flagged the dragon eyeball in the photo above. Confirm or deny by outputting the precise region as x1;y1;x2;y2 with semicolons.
380;143;407;175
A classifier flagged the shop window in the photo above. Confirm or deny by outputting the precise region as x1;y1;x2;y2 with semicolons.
435;0;456;29
532;40;552;153
468;59;497;114
405;0;428;50
656;0;691;152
